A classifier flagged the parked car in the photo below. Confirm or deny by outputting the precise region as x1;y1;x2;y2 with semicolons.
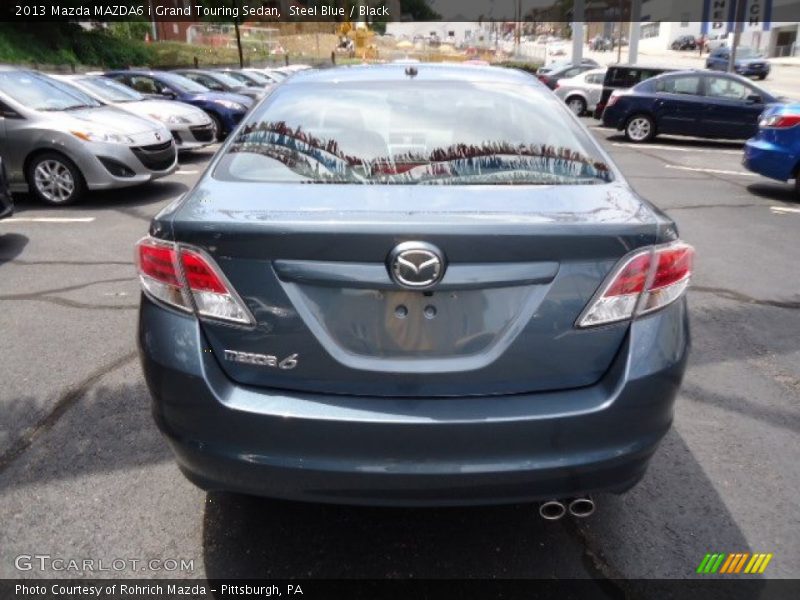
260;69;289;83
104;70;253;140
743;103;800;196
0;157;13;220
671;35;698;51
594;64;676;118
136;63;693;511
590;36;613;51
538;63;596;90
602;70;782;142
0;68;176;205
704;31;731;52
54;75;216;152
537;58;598;76
554;67;607;115
706;46;770;80
172;69;266;101
217;69;276;91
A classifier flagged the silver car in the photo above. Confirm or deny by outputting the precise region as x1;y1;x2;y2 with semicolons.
0;68;177;205
554;67;607;116
54;75;216;152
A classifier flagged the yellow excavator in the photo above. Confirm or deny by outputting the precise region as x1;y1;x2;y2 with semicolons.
336;7;379;59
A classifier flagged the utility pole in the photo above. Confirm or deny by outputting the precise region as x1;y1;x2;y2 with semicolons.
628;0;641;63
572;0;584;66
616;0;624;63
728;0;746;73
232;0;244;68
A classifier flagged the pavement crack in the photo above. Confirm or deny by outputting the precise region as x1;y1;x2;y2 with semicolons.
0;351;138;474
666;203;762;211
0;277;133;301
691;286;800;310
0;296;137;310
7;259;132;266
562;519;631;599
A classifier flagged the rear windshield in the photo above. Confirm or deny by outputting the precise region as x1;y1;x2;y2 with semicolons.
215;81;612;185
606;67;668;88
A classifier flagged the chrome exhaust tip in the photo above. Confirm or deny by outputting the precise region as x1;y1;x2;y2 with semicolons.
539;500;566;520
568;496;595;518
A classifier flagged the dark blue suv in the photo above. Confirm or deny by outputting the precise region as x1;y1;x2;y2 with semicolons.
705;46;770;80
136;64;692;515
104;70;253;140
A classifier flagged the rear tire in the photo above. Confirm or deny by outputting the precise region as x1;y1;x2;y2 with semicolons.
758;73;767;80
566;96;587;116
624;114;656;143
26;152;85;206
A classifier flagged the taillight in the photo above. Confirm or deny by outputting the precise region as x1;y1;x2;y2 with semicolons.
576;241;694;328
759;114;800;129
606;91;622;108
136;237;254;325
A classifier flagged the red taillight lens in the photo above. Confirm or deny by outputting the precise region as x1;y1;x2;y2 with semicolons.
650;243;693;290
180;249;227;293
759;114;800;129
604;253;652;296
137;242;180;287
135;237;253;325
577;241;695;327
606;92;621;108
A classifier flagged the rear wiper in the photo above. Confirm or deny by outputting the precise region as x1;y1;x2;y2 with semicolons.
63;104;96;111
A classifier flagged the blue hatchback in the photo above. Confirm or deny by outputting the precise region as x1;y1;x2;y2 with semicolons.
603;70;781;143
104;70;253;140
744;103;800;196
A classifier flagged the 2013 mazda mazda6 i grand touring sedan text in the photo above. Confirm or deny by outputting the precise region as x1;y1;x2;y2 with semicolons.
137;64;693;513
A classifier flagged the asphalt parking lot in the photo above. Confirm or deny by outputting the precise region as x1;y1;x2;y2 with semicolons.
1;122;798;585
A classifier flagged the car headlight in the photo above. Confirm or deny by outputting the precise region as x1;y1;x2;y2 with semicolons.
71;130;135;144
216;100;246;111
149;113;191;125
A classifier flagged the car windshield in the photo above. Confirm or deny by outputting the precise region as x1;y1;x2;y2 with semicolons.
156;72;209;93
0;71;102;111
224;71;254;84
216;81;613;186
75;76;144;103
736;47;761;59
207;72;243;87
242;71;269;84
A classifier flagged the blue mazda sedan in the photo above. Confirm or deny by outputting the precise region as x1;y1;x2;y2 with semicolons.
705;46;770;80
136;64;693;516
744;103;800;196
603;70;781;143
104;70;253;140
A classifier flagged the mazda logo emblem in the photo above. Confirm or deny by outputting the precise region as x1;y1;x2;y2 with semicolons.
155;132;162;141
388;242;446;290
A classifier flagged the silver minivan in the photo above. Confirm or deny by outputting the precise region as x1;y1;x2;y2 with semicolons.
0;67;177;205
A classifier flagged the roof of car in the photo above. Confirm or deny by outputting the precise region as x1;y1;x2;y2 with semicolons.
284;63;537;85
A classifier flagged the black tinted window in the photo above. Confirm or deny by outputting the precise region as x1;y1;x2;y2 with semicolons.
656;76;701;95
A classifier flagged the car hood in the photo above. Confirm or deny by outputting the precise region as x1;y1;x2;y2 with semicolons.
186;91;253;107
115;99;211;125
47;105;168;137
736;57;767;65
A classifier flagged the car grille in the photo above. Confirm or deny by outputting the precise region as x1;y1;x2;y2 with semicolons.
131;140;176;172
190;124;215;142
751;63;764;69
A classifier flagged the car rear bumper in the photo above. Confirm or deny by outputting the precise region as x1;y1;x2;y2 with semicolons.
743;138;797;182
139;295;689;506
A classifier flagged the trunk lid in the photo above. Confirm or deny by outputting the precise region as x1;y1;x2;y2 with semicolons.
167;180;665;397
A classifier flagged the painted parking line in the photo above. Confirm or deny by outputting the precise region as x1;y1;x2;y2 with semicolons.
770;206;800;215
175;169;199;175
612;143;741;155
664;165;757;177
0;217;96;223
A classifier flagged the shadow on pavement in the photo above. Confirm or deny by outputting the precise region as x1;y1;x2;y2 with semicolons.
0;233;29;265
746;182;798;203
201;430;754;581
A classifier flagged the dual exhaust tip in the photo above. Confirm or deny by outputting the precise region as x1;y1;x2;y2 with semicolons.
539;496;595;520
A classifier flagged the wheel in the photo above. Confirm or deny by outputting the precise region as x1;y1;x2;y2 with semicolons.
207;112;224;141
758;73;767;80
624;114;656;143
26;152;85;206
566;96;587;116
795;172;800;198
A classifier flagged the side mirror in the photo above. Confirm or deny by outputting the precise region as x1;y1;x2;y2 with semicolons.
160;88;177;99
746;94;762;105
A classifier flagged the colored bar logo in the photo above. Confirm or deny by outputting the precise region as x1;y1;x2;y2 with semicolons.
696;553;773;574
